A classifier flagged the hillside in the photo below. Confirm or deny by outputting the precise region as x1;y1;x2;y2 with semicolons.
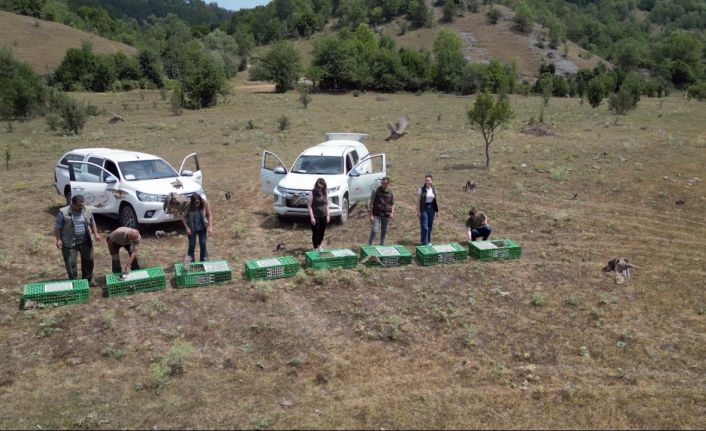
0;10;136;75
274;4;605;81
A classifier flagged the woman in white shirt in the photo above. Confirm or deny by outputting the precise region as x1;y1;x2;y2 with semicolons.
416;175;439;245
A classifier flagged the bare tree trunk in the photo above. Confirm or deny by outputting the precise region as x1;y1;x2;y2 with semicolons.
485;142;490;168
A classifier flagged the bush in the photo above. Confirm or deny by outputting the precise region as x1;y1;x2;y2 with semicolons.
513;2;534;33
47;90;88;134
180;43;226;108
687;82;706;101
0;48;45;120
277;115;290;131
487;7;501;24
297;82;313;108
170;84;184;116
249;41;302;93
609;86;638;115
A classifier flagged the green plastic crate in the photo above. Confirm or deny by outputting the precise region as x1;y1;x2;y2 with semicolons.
305;248;358;269
359;245;413;267
244;256;300;280
104;266;166;297
469;239;522;260
21;279;89;308
415;243;468;266
174;260;233;287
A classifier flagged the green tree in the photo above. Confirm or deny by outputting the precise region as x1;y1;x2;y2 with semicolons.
442;0;459;22
0;48;45;120
399;47;431;91
432;29;466;92
408;0;432;28
608;86;638;115
180;43;227;108
586;77;605;108
309;36;362;90
467;92;513;167
137;49;163;88
513;2;534;33
249;41;303;93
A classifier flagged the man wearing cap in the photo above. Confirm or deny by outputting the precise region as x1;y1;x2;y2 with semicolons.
54;195;101;286
106;227;141;274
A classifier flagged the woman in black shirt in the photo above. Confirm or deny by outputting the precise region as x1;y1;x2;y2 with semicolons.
307;178;330;251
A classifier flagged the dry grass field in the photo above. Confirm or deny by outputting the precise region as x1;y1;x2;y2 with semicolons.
0;77;705;428
0;10;136;75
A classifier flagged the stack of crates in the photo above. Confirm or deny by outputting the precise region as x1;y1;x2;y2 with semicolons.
415;243;468;266
244;256;300;280
304;248;358;269
104;267;166;297
469;239;522;260
359;245;413;267
21;279;89;308
174;260;233;287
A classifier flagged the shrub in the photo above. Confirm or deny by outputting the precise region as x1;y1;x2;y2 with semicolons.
170;84;184;116
0;48;45;120
531;292;545;306
277;115;290;131
148;340;194;387
687;81;706;101
47;90;88;134
608;86;638;115
297;82;313;108
487;7;501;24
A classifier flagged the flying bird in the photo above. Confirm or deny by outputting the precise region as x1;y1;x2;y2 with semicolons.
463;181;476;192
385;116;408;141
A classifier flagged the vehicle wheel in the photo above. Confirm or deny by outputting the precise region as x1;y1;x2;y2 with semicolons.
119;204;140;230
64;188;71;206
337;196;349;225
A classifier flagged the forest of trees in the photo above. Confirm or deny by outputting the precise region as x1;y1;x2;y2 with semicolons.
0;0;704;112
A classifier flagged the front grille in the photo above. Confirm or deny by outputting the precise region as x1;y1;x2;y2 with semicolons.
283;189;309;208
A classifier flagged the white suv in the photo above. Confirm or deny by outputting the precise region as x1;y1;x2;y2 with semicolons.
54;148;204;229
260;133;386;224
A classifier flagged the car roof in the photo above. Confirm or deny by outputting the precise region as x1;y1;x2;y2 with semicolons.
300;140;368;157
68;148;163;162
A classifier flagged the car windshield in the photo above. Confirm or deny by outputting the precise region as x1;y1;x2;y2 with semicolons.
118;159;178;181
291;156;343;175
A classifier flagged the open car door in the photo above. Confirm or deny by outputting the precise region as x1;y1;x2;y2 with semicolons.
179;153;202;185
348;154;386;202
68;161;121;214
261;151;288;195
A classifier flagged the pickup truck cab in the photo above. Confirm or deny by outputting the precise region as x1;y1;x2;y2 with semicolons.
260;133;386;224
54;148;204;229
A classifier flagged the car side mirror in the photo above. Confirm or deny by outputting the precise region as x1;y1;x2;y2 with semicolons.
105;176;118;184
273;166;286;174
349;169;361;177
181;169;193;177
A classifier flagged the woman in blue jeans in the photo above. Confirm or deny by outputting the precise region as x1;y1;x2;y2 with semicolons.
181;194;213;262
417;174;439;245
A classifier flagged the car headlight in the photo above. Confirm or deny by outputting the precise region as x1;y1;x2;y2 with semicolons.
136;191;167;202
276;185;286;194
327;185;340;193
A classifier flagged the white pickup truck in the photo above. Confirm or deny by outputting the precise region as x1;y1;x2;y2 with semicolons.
54;148;204;229
260;133;386;224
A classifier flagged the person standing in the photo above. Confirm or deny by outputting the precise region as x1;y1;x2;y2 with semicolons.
466;207;491;241
181;194;213;262
307;178;330;251
106;227;141;274
54;195;101;286
417;174;439;245
368;177;395;245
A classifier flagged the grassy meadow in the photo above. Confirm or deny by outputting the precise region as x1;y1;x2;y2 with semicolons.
0;77;705;428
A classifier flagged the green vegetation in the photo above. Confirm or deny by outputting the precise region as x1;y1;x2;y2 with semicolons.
0;48;45;121
467;92;513;167
1;0;704;103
